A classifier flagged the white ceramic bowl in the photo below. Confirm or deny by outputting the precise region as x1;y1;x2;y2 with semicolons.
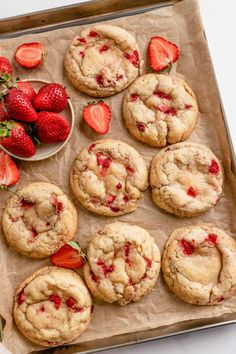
0;79;75;161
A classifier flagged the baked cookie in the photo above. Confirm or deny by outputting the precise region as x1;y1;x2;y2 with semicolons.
2;182;77;258
64;24;140;97
84;222;160;305
162;224;236;305
14;266;92;347
123;73;198;147
150;142;223;217
70;139;148;216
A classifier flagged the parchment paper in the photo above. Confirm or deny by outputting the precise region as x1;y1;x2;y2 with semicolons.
1;0;236;353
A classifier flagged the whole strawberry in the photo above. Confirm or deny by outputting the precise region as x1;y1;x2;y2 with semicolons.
0;121;36;157
33;83;68;113
17;81;36;102
5;88;38;122
0;56;12;76
35;111;70;143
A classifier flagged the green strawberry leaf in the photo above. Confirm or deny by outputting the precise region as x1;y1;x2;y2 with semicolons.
0;129;10;138
67;241;87;261
24;123;41;147
0;121;15;137
159;65;172;74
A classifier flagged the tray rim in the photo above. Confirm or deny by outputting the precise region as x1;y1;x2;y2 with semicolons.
1;0;236;353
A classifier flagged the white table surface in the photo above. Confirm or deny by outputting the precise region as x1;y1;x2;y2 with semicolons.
0;1;236;354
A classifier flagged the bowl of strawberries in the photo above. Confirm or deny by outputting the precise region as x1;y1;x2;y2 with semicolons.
0;74;74;161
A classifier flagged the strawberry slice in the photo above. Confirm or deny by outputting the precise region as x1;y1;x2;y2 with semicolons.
148;36;179;72
50;241;86;269
83;101;111;134
14;42;46;69
0;150;20;189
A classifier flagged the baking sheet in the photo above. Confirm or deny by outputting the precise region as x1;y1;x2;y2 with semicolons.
1;0;236;353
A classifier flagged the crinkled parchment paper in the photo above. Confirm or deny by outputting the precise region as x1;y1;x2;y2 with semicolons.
1;0;236;353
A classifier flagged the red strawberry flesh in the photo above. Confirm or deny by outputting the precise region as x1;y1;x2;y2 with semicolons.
205;233;218;245
148;36;179;72
179;239;194;255
99;45;109;53
130;93;138;102
49;293;61;309
137;123;145;132
209;159;220;174
90;270;99;282
83;102;111;134
14;42;46;68
0;150;20;188
154;90;172;100
187;187;197;197
17;290;26;305
89;31;98;37
50;244;85;269
78;37;86;43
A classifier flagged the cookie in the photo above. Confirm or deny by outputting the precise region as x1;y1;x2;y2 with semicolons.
84;222;160;305
14;266;92;347
123;73;198;147
162;224;236;305
64;24;140;97
2;182;78;258
150;142;223;217
70;139;148;216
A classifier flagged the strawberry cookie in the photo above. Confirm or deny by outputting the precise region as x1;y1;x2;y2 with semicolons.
123;73;198;147
2;182;77;258
150;142;223;217
70;139;148;216
64;24;140;97
162;224;236;305
84;222;160;305
14;266;92;347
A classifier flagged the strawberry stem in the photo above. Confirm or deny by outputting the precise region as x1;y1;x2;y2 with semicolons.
24;123;41;147
67;241;87;261
0;73;12;83
159;65;172;74
0;121;15;137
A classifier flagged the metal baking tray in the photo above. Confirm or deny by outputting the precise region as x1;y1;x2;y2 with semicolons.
1;0;236;353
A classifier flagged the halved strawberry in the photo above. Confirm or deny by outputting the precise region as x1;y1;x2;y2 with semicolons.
0;150;20;189
50;241;86;269
83;101;111;134
148;36;179;72
14;42;46;69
